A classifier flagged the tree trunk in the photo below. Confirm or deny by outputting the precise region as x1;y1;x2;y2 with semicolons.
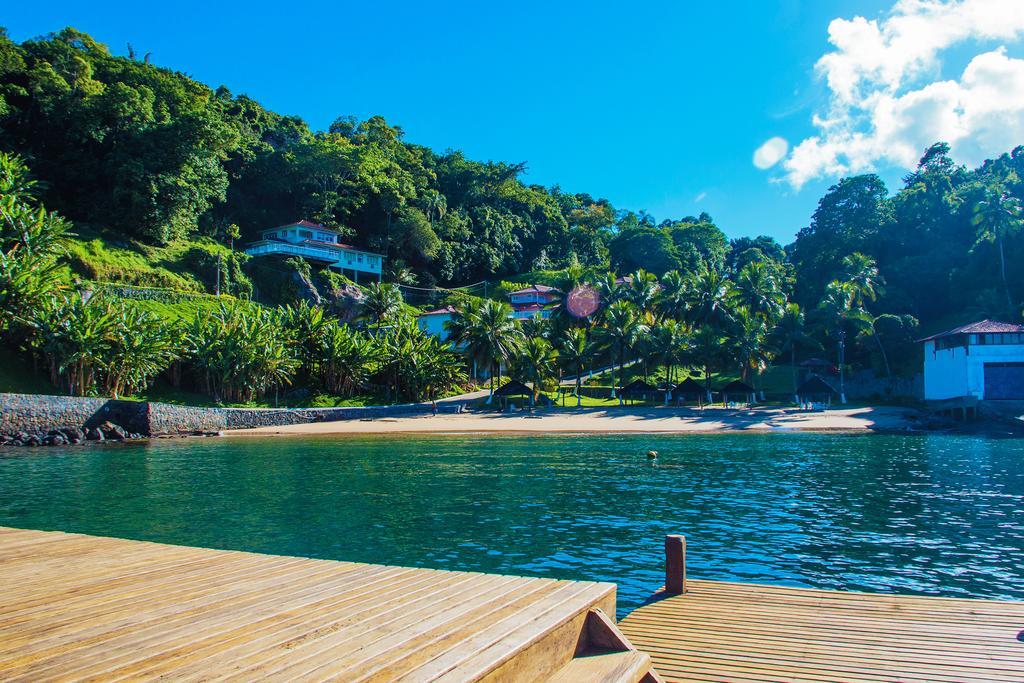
873;322;892;378
617;344;624;406
575;369;582;408
488;361;496;404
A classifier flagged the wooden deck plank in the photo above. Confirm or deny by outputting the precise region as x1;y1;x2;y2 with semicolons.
620;579;1024;683
6;560;382;679
0;527;617;683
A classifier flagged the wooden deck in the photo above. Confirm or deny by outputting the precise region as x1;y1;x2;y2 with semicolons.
0;527;657;682
619;579;1024;683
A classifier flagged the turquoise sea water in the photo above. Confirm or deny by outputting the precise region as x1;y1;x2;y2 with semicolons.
1;432;1023;613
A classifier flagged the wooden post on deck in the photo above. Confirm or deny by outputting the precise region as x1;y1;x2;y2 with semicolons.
665;534;686;594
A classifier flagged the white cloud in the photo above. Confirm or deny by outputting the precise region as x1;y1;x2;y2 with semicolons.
753;137;790;169
694;191;708;202
780;0;1024;188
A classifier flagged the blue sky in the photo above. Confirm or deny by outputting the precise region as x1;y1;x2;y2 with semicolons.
4;1;1023;244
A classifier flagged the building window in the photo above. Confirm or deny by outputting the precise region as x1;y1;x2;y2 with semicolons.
358;254;364;263
264;231;276;239
299;230;313;239
936;336;965;351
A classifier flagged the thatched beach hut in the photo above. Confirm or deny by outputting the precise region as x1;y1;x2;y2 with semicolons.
493;380;532;410
796;375;838;409
619;379;658;404
671;377;706;407
720;379;756;406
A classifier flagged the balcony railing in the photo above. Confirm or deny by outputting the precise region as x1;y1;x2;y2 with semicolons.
245;241;381;273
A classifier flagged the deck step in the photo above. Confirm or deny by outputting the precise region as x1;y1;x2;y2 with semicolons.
547;650;655;683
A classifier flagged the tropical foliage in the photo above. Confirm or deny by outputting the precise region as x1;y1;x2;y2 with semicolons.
2;27;1024;407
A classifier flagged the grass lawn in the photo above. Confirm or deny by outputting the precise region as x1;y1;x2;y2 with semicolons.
583;363;802;395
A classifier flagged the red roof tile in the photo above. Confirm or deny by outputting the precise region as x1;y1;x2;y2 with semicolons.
419;306;457;316
509;284;560;295
270;219;344;233
919;319;1024;342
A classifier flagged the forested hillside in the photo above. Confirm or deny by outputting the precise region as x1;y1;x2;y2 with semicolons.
1;27;1022;328
1;27;1024;409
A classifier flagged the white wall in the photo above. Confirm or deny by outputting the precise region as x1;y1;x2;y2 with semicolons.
924;341;1024;399
417;313;452;341
923;341;969;399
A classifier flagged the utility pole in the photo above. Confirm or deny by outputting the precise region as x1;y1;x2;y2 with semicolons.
216;253;222;297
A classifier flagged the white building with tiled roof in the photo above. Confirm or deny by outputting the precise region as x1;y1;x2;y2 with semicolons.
921;320;1024;400
245;220;384;283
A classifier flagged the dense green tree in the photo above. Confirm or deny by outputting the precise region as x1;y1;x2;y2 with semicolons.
608;225;679;276
0;151;72;338
789;174;892;307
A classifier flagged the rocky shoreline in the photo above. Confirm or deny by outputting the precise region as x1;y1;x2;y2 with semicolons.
0;392;463;447
1;421;145;447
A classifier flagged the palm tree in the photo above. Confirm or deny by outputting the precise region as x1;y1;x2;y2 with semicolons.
736;260;785;325
773;303;816;401
559;328;591;407
733;307;769;389
840;253;892;377
657;270;688;322
514;337;558;406
685;263;738;328
653;320;692;388
624;269;660;314
972;184;1023;309
592;272;622;320
422;189;447;226
359;282;404;332
449;299;523;402
597;300;648;404
691;325;726;401
817;280;872;403
840;253;883;307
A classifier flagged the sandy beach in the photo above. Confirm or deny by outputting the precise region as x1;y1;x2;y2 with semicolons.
227;405;921;437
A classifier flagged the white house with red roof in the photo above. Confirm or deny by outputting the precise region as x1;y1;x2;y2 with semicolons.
245;220;384;283
508;284;561;320
921;320;1024;400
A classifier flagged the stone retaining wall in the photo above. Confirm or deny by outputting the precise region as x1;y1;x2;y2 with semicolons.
0;393;464;437
0;394;148;434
